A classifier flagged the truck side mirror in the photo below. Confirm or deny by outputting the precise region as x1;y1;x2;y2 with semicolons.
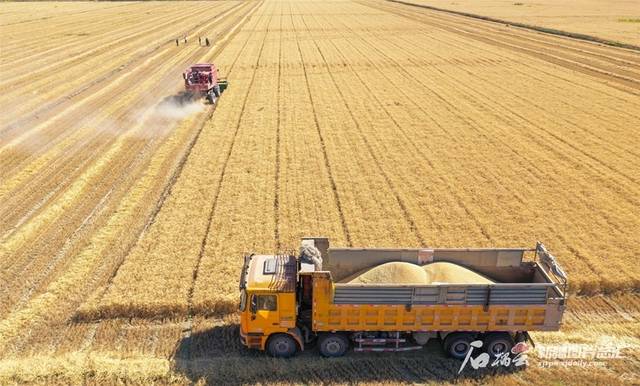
250;295;257;315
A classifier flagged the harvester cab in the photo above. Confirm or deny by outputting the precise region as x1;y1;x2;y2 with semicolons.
182;63;229;104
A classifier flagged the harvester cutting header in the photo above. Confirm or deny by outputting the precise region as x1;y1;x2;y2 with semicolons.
182;63;228;104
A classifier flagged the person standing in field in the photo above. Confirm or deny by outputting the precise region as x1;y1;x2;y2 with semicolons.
205;37;210;47
175;38;179;46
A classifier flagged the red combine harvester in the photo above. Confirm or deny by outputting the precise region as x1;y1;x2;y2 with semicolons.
182;63;228;104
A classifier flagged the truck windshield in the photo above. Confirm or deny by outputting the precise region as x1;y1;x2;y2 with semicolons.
239;289;247;311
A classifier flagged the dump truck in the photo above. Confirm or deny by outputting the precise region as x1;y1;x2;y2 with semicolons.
182;63;228;104
239;237;568;359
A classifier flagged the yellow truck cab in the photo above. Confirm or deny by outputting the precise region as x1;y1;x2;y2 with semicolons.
239;237;567;359
239;254;303;357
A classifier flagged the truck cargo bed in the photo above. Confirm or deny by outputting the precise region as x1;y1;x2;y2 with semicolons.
304;238;567;333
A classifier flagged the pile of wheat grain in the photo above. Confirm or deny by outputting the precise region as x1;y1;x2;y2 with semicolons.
343;261;494;284
423;262;494;284
344;262;428;284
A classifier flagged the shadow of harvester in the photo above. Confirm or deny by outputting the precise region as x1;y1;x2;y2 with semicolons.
172;324;525;385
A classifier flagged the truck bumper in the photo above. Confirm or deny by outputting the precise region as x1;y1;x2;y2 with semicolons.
239;330;264;349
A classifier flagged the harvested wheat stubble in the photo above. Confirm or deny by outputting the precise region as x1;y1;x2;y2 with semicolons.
343;261;495;284
2;0;640;384
405;0;640;46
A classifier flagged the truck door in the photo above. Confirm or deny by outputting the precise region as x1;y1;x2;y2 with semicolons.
249;293;279;333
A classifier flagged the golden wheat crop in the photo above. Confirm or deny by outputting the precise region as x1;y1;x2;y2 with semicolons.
408;0;640;46
1;0;640;384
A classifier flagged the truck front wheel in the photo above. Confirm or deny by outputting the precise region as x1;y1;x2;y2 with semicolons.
318;333;349;357
267;334;298;358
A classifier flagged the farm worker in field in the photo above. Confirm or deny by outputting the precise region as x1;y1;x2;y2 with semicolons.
184;36;187;44
205;38;210;47
199;36;202;46
175;38;179;46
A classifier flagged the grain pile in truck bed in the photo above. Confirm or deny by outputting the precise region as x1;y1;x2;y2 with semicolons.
342;261;495;284
344;262;428;284
423;262;495;284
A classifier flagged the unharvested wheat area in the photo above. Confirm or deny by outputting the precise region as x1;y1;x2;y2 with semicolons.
0;0;639;384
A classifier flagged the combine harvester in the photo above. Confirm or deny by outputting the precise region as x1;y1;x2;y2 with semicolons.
182;63;228;104
239;237;568;359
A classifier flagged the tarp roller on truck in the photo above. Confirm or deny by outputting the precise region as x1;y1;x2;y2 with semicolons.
238;237;567;359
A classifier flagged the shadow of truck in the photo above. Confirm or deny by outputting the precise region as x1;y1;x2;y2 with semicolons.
172;323;524;385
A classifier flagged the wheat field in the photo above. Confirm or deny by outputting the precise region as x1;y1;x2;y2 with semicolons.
1;0;639;384
410;0;640;46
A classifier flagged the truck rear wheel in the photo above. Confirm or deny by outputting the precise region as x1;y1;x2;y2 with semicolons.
267;334;298;358
443;332;474;360
484;332;514;357
318;333;349;357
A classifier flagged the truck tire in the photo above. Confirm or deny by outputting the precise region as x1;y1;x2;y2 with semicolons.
206;93;214;104
213;84;221;98
484;332;514;357
318;333;349;357
443;332;474;360
267;334;298;358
